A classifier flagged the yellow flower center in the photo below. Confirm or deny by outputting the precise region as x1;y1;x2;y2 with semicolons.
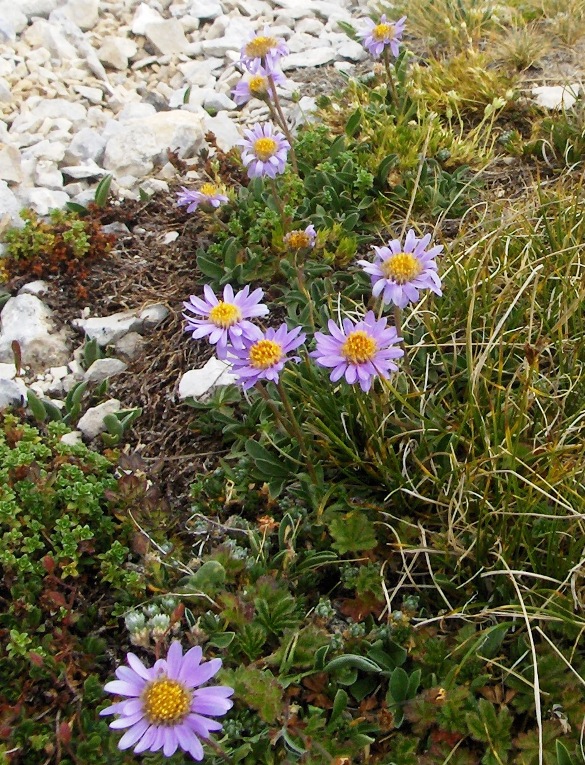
209;301;242;328
286;231;311;250
253;137;278;161
249;339;283;369
372;22;394;41
381;252;422;284
142;678;191;726
200;182;218;197
245;36;278;58
249;75;269;95
341;330;378;364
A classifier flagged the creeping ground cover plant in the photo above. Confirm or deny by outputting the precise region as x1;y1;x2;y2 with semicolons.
8;4;585;764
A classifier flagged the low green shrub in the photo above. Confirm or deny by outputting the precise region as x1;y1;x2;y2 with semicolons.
0;413;146;763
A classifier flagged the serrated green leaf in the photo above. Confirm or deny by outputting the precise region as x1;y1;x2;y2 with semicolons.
328;510;377;554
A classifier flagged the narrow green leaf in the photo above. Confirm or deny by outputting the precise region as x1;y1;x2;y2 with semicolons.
345;108;362;137
26;390;47;422
324;654;382;674
94;174;113;207
328;689;348;728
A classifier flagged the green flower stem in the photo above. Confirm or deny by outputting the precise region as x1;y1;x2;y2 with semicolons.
275;378;318;483
393;305;412;374
268;177;287;225
383;48;399;106
255;380;317;482
205;737;233;763
295;262;316;332
254;381;292;436
266;74;299;174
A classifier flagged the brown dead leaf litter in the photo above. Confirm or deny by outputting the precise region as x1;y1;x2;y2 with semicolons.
9;194;227;512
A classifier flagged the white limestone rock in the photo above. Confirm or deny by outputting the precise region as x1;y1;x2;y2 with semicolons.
0;363;16;380
131;3;165;35
144;19;189;55
73;85;103;104
178;357;236;400
337;39;367;61
78;399;121;440
22;19;79;62
60;430;83;446
0;181;25;229
27;98;87;123
114;332;145;361
63;128;106;165
203;91;237;112
0;144;23;184
61;161;106;179
296;17;325;35
187;0;222;19
26;188;70;215
0;77;12;103
0;295;70;371
287;32;329;53
200;16;257;57
103;111;205;179
203;112;241;151
0;3;27;35
0;378;27;410
139;303;170;329
72;311;144;346
98;37;139;71
34;160;64;189
62;0;99;30
84;358;128;384
179;57;224;86
18;281;50;297
282;47;337;69
532;84;581;110
18;0;61;19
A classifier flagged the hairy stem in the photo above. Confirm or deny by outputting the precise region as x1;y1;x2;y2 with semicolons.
267;73;299;174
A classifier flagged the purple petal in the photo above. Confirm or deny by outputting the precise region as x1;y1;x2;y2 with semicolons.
110;712;146;729
133;726;156;755
163;729;179;757
117;719;150;750
176;724;204;760
126;654;153;681
177;646;203;683
104;680;143;697
166;641;184;679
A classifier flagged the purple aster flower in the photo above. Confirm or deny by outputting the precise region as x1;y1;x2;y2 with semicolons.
100;641;234;760
227;324;306;389
284;224;317;251
240;26;289;73
232;66;286;106
177;183;228;212
357;229;443;308
359;14;407;58
239;122;290;179
183;284;268;359
311;311;404;392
